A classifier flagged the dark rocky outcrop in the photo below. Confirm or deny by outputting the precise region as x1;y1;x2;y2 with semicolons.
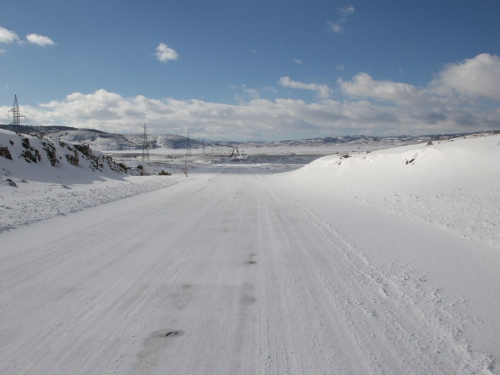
0;146;12;160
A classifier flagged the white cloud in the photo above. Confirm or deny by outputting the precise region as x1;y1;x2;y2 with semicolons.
327;21;343;33
26;34;55;46
338;72;432;105
432;53;500;100
0;49;5;54
327;5;355;34
0;26;20;44
279;76;331;99
1;85;498;140
337;64;346;71
155;43;178;63
0;90;398;138
339;5;355;17
0;54;498;140
293;59;303;65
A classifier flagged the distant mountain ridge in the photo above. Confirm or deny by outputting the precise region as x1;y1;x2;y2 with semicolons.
1;125;498;152
0;125;205;151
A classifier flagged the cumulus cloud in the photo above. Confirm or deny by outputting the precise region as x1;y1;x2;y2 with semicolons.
432;53;500;100
155;43;178;63
0;90;403;139
0;26;20;43
0;86;498;140
293;58;303;65
340;54;500;106
279;76;331;99
339;72;432;105
26;34;55;46
0;54;499;140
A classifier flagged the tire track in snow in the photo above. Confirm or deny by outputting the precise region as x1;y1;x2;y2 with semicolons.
261;175;496;374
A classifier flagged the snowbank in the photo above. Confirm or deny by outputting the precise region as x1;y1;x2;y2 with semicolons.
273;133;500;249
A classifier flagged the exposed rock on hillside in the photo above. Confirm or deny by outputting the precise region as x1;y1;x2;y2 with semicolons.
0;129;128;178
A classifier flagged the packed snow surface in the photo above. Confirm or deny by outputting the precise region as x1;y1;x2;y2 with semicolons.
0;132;499;374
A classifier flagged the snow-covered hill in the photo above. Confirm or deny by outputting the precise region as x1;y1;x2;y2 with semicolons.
0;126;207;152
37;128;205;151
272;132;500;249
0;129;180;231
0;128;127;183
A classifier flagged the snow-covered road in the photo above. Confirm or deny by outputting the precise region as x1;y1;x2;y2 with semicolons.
0;166;498;374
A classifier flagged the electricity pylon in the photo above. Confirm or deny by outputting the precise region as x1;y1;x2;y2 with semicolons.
8;95;26;128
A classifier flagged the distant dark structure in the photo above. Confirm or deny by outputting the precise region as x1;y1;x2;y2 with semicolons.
142;123;150;163
8;95;26;128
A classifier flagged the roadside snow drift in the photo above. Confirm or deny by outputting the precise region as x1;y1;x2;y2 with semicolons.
277;133;500;250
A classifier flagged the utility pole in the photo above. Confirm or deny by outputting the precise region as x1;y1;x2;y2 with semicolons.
8;95;26;129
142;123;150;164
182;133;190;177
202;138;205;158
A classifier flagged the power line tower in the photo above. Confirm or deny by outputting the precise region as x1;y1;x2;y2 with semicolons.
8;95;26;128
182;133;190;177
142;123;150;163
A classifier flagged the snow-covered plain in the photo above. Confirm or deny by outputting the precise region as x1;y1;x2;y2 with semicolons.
1;130;499;374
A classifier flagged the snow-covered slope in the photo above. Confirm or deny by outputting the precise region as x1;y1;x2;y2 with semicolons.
45;129;205;151
0;129;180;231
0;129;127;183
272;133;500;249
46;129;137;151
266;133;500;372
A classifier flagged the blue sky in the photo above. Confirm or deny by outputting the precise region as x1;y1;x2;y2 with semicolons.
1;0;500;140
